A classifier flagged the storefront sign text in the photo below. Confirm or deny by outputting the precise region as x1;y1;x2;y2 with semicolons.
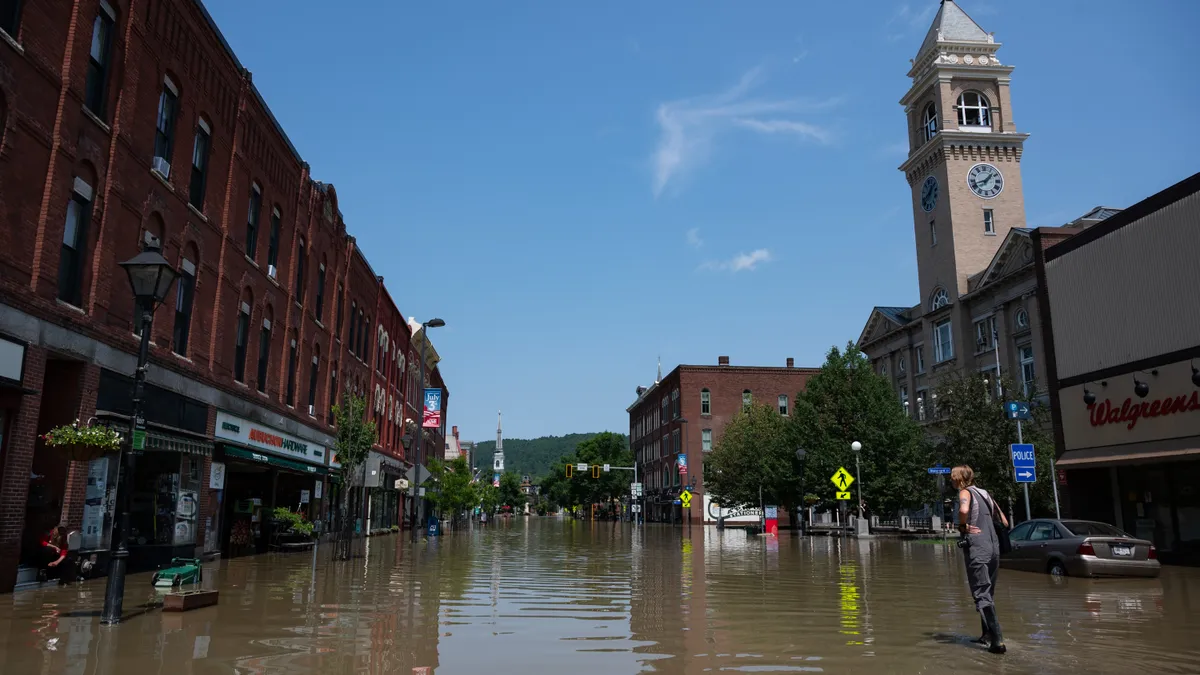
215;411;327;466
1088;391;1200;431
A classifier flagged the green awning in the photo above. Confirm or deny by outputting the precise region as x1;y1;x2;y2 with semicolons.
222;444;327;475
146;430;210;456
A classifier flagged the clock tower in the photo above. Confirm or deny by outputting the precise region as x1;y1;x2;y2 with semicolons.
900;0;1029;309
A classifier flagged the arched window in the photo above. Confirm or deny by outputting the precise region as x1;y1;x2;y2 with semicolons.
742;390;752;410
233;289;253;382
930;287;950;311
1015;307;1029;329
58;170;97;307
700;388;711;416
958;91;991;128
922;102;938;142
307;343;321;414
189;117;211;210
173;243;198;356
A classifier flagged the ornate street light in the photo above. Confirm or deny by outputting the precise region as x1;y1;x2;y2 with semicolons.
102;239;178;625
851;441;864;520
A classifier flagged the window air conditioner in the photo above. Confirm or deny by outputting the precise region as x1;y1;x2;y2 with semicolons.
268;264;277;279
151;156;171;179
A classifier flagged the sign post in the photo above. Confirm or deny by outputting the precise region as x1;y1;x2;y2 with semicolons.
1007;399;1060;519
1010;442;1036;521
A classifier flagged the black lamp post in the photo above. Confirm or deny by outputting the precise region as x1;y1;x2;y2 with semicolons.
795;448;807;536
101;239;179;625
409;318;445;543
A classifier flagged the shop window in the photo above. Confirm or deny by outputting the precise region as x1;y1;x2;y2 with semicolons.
233;302;250;383
172;257;196;356
285;339;298;406
58;177;94;306
129;453;201;547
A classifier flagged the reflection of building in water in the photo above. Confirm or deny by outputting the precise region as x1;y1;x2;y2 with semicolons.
628;530;686;671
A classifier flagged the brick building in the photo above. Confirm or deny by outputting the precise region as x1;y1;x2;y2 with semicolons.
0;0;447;591
627;356;818;524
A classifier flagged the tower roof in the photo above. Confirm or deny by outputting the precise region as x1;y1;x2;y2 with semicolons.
918;1;990;58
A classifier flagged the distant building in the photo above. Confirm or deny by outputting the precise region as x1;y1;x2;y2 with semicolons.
627;356;818;524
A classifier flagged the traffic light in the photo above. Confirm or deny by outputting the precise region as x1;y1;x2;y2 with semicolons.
565;464;573;478
592;465;600;479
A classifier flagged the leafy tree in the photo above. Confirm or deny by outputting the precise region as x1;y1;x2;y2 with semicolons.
933;371;1057;522
426;455;478;529
705;403;799;515
498;471;524;511
331;394;377;558
472;433;625;477
536;433;632;515
790;343;934;516
478;482;500;515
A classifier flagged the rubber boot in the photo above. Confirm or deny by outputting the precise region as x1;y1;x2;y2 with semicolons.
982;607;1006;654
973;616;989;645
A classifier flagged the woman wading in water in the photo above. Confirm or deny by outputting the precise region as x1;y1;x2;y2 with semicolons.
952;465;1009;654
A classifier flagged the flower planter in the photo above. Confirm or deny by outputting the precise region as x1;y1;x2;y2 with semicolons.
60;443;119;462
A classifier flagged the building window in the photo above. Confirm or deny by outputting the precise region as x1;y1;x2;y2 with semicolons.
742;390;752;410
702;429;712;452
778;394;789;416
900;386;909;413
328;363;338;424
315;264;326;322
916;390;927;421
188;119;210;210
662;397;668;424
671;389;679;419
335;284;345;339
1;0;23;37
285;339;298;406
245;184;261;260
879;362;888;376
84;3;115;119
930;219;937;246
983;208;995;235
348;302;357;352
233;302;250;383
915;346;926;373
256;317;272;393
172;258;196;355
57;177;93;306
934;319;954;362
153;77;179;168
362;317;371;361
922;101;938;142
1019;345;1036;397
356;310;364;358
700;388;710;415
1015;307;1029;330
898;357;906;374
974;316;996;352
930;287;950;311
294;237;306;302
307;353;320;413
266;208;281;274
958;91;991;128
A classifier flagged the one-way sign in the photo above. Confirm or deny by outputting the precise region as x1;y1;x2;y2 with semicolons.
1010;443;1036;483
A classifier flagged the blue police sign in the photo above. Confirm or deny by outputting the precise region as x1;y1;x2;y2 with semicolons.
1010;443;1036;483
1005;401;1032;421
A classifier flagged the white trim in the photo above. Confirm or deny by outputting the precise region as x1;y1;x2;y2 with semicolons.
73;177;93;201
181;258;196;275
163;75;179;96
252;182;261;195
312;354;319;364
272;206;280;218
197;117;210;134
262;318;271;330
99;0;117;19
240;302;251;314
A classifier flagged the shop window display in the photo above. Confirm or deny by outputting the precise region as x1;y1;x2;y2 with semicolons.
129;453;201;547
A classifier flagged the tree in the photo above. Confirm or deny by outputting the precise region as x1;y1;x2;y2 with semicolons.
331;394;377;559
426;455;478;530
471;433;623;477
704;403;798;515
498;471;524;511
933;371;1057;521
478;482;500;515
790;343;934;516
536;432;632;516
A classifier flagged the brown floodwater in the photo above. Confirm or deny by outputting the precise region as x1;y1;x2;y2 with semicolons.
1;518;1199;674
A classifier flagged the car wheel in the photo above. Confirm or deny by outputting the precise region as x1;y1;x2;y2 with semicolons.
1048;560;1067;577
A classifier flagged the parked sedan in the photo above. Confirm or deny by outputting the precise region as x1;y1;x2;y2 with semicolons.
1001;519;1161;578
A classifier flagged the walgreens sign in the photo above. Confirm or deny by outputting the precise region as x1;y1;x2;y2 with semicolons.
1061;360;1200;451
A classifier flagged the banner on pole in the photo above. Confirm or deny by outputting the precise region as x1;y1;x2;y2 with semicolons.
422;388;442;428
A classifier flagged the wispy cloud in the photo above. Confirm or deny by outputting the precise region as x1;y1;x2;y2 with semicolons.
652;68;838;196
686;228;704;249
885;3;938;42
700;248;773;273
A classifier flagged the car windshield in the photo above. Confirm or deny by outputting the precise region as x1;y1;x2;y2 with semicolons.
1063;521;1129;537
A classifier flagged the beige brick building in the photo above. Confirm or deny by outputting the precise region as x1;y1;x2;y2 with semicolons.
856;1;1120;418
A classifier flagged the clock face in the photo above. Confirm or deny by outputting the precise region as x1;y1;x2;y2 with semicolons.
968;163;1005;199
920;175;939;212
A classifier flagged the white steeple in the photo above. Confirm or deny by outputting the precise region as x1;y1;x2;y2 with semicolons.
493;410;504;474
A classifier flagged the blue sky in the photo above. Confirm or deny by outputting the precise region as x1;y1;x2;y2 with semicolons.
204;0;1199;442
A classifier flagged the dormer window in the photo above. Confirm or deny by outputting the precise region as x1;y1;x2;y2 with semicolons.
922;102;938;142
958;91;991;128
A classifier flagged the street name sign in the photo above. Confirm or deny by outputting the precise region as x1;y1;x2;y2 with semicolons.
1010;443;1036;483
927;466;952;475
603;464;610;472
575;463;587;472
1005;401;1032;421
830;467;854;491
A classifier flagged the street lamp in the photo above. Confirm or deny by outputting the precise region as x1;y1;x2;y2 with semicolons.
102;239;179;626
851;441;863;520
795;448;807;536
410;318;445;543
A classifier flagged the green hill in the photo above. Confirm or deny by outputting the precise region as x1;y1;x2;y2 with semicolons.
471;433;627;479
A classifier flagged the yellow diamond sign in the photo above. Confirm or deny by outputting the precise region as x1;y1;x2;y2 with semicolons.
831;467;854;492
679;490;692;509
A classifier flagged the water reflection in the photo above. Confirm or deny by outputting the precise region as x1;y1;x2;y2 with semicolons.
1;519;1199;674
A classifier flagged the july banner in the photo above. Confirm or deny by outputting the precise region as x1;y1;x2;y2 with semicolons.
423;388;442;428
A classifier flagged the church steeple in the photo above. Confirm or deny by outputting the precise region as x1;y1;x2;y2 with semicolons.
493;410;505;480
916;0;990;61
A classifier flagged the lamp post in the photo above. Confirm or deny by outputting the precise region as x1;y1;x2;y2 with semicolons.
101;239;179;626
410;318;445;543
795;448;807;536
851;441;863;520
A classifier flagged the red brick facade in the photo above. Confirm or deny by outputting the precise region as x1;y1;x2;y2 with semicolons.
0;0;446;590
628;357;818;523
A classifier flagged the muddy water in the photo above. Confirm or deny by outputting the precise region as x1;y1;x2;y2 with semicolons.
2;519;1199;674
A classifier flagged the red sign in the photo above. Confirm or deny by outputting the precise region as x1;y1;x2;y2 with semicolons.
1057;469;1068;486
1088;391;1200;431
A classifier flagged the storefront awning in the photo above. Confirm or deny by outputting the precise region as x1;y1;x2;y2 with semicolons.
1057;446;1200;467
146;430;210;456
222;444;327;475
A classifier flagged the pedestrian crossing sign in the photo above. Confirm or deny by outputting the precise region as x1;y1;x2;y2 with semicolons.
830;467;854;491
836;491;852;500
679;490;692;509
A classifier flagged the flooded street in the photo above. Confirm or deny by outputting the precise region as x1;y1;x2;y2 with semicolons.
2;519;1199;674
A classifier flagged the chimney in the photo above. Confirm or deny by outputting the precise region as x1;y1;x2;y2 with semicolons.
718;356;730;366
786;357;794;368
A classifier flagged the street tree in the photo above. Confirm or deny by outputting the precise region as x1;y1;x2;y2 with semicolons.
331;393;377;559
574;432;633;511
426;455;478;530
705;403;799;515
933;371;1057;521
498;471;524;512
478;482;500;515
790;343;934;516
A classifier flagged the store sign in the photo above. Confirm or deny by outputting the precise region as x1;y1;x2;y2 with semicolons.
215;411;327;466
209;462;226;490
422;388;442;428
703;494;762;524
1060;360;1200;451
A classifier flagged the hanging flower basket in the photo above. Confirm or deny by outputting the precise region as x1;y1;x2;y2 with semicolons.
42;420;123;462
